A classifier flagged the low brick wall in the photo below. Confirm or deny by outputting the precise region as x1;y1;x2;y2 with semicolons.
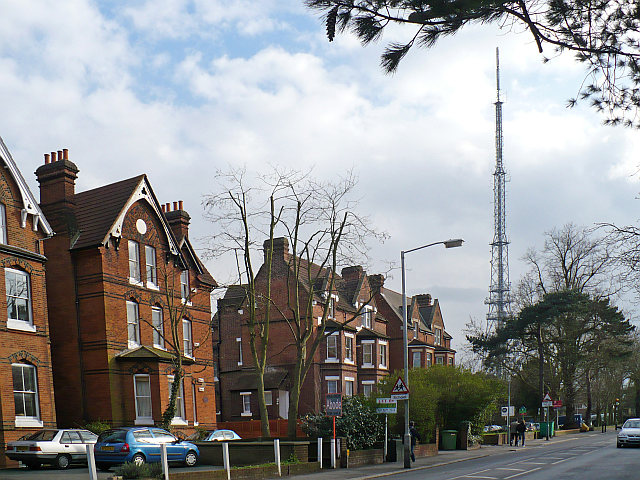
345;448;384;468
165;462;321;480
414;443;438;457
197;441;310;467
481;433;508;445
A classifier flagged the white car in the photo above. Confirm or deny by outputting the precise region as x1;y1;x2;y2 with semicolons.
6;429;98;469
196;429;242;441
617;418;640;448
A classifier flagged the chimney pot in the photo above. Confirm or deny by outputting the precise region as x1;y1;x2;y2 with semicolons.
166;203;170;211
57;150;63;161
63;148;69;160
173;201;178;211
161;204;166;213
178;200;183;210
44;153;50;164
51;151;57;162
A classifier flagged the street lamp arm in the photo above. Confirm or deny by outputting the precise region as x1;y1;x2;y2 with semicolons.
402;238;464;255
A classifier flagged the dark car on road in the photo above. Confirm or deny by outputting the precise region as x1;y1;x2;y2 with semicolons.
93;427;198;471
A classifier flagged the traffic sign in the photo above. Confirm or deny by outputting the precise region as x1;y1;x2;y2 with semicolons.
552;400;563;408
390;377;410;400
391;377;409;394
543;393;552;402
519;406;527;414
542;401;552;407
376;406;397;414
501;406;515;417
377;398;396;404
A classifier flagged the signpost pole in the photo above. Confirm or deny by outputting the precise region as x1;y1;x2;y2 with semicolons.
507;376;511;445
384;414;388;460
545;407;549;441
333;415;336;468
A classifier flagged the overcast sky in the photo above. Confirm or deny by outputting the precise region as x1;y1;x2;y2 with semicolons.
2;1;639;354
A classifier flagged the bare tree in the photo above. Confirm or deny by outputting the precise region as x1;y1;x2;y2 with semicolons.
204;167;387;438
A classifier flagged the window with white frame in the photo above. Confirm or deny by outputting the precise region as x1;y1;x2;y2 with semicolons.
265;391;273;406
241;392;251;416
145;245;157;287
426;352;432;366
326;334;338;360
449;358;454;366
327;295;337;319
362;381;374;398
379;342;387;368
152;307;164;349
6;268;32;328
0;203;7;244
435;328;442;346
362;342;374;367
345;334;354;362
182;318;193;357
192;384;198;426
344;378;354;397
168;376;185;421
436;356;444;365
12;363;40;424
412;350;421;368
134;374;152;423
126;300;140;348
361;306;373;329
327;379;339;394
128;240;141;283
180;270;189;300
237;337;243;365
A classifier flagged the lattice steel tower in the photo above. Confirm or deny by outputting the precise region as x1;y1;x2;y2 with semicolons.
486;47;512;328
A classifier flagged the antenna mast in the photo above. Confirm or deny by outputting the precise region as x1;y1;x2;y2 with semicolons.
486;47;512;330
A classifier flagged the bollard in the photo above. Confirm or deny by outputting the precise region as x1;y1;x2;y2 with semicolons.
223;442;231;480
274;439;281;476
86;444;97;480
161;443;169;480
318;437;323;469
330;438;336;469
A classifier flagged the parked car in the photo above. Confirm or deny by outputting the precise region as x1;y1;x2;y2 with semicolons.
617;418;640;448
483;425;503;433
5;429;98;469
195;430;242;442
93;427;199;471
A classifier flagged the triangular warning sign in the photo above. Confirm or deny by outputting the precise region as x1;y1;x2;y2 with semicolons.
391;377;409;395
543;393;552;402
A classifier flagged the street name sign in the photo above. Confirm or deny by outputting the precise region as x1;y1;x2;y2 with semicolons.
377;398;396;404
326;393;342;416
552;400;563;408
390;377;410;400
376;397;397;413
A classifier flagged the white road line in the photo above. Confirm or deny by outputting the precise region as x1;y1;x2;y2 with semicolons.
551;458;570;465
496;468;526;471
504;468;541;479
448;469;493;480
464;476;498;479
514;461;548;465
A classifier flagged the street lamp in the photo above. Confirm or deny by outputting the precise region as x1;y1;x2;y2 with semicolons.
401;238;463;468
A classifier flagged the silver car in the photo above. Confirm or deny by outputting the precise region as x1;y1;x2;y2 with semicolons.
617;418;640;448
5;429;98;469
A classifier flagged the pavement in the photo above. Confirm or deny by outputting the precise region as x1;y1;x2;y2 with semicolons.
290;432;583;480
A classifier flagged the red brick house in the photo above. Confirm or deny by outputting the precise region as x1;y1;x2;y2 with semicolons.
369;275;456;371
0;138;56;466
215;238;388;422
36;149;217;433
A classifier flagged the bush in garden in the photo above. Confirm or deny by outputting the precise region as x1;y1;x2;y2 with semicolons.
113;461;163;479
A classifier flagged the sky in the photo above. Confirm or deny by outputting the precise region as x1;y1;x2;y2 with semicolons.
1;1;640;355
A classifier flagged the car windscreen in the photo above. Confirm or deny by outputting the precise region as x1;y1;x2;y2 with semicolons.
624;420;640;429
98;430;128;443
26;430;58;441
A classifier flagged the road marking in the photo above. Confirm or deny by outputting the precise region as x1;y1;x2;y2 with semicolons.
448;469;493;480
551;458;570;465
514;461;547;465
496;467;526;471
504;468;541;479
464;476;497;479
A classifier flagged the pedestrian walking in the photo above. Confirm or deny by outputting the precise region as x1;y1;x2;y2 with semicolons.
510;420;518;446
516;418;526;447
409;421;421;462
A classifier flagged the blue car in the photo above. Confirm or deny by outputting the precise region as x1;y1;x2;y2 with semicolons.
94;427;198;471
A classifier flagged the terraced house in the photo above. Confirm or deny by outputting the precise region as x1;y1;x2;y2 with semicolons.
36;149;217;433
215;237;389;422
0;138;56;467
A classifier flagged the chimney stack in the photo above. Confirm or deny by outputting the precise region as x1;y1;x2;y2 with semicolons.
263;237;289;263
341;266;363;282
368;274;385;294
36;147;79;210
164;200;190;240
415;294;432;307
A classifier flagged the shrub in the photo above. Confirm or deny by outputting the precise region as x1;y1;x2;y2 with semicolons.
114;461;163;479
84;419;111;435
301;395;384;450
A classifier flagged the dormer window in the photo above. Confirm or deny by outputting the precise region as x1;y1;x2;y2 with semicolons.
435;328;442;346
328;296;336;319
180;270;189;300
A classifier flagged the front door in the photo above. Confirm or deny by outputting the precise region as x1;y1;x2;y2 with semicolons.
278;390;289;419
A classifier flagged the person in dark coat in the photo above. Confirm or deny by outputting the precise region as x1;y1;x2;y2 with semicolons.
516;418;526;447
409;421;421;462
510;420;518;446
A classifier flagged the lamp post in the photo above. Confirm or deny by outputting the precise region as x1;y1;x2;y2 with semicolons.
401;238;463;468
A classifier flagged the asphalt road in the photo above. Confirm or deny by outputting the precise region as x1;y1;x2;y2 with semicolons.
401;431;635;480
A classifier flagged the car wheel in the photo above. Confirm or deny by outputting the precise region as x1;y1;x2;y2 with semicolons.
184;450;198;467
132;453;146;466
56;454;71;470
97;463;111;472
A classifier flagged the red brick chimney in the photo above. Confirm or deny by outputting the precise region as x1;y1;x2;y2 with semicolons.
341;265;363;282
164;200;190;241
263;237;289;263
35;148;79;230
415;294;432;307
